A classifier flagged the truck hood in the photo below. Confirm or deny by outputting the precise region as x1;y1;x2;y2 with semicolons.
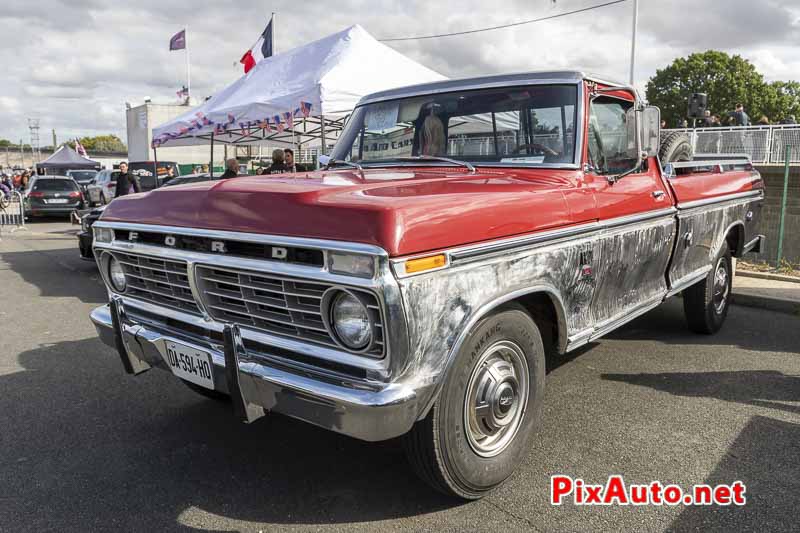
101;167;581;257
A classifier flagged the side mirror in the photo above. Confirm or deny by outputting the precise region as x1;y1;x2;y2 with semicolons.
318;154;331;167
641;106;661;157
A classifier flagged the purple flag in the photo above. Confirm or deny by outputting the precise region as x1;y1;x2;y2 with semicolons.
169;29;186;51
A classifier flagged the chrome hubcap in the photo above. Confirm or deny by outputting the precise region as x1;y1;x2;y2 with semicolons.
464;340;529;457
712;258;729;314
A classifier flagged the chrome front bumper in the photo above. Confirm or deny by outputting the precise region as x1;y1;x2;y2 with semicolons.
91;299;426;441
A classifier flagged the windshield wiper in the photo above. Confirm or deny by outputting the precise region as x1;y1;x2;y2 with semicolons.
389;155;476;173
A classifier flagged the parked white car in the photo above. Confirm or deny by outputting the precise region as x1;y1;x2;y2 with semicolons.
86;169;120;206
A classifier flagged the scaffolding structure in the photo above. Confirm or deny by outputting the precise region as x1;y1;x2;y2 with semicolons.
28;118;41;163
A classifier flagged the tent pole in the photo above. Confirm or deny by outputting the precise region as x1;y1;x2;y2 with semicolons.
292;124;297;173
210;133;215;177
153;144;159;185
186;24;191;102
320;115;327;156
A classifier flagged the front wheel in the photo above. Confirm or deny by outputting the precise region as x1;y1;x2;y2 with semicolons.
683;247;732;334
402;304;545;499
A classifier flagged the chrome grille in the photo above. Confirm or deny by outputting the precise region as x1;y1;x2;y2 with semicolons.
195;265;385;356
113;252;201;315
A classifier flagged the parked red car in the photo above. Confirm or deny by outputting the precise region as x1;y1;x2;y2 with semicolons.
89;71;763;499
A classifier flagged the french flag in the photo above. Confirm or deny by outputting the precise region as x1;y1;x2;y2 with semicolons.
239;19;273;74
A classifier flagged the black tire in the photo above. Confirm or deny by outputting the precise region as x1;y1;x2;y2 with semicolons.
182;380;230;402
683;247;732;334
659;131;693;163
402;304;545;499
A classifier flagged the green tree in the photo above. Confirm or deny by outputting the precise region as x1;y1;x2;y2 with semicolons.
645;51;772;126
67;135;127;153
761;81;800;123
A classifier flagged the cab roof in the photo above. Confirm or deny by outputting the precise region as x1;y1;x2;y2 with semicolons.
357;70;630;106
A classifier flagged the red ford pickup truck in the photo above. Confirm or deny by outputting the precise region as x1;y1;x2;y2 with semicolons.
90;71;764;499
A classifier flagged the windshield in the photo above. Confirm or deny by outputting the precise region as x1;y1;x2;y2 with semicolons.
331;84;578;167
69;171;97;181
33;179;78;191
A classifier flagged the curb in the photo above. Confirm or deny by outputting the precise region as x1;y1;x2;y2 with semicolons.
736;270;800;284
732;292;800;316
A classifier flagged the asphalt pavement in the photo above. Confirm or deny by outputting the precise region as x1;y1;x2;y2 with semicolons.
1;220;798;532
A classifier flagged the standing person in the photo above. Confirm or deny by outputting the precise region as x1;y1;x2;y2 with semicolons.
757;116;770;126
728;104;750;126
265;149;289;174
220;158;238;179
283;148;306;172
701;110;714;127
114;162;140;198
781;115;796;125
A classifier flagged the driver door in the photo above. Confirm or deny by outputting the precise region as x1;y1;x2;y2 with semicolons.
583;94;676;331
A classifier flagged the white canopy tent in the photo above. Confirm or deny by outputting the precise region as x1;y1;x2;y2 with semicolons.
151;24;446;160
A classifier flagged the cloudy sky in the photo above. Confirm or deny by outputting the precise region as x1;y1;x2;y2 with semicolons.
2;0;799;145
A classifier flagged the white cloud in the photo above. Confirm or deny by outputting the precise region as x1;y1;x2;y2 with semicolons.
2;0;798;144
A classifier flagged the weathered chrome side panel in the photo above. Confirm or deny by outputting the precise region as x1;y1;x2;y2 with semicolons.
394;216;677;392
669;196;763;288
588;217;675;330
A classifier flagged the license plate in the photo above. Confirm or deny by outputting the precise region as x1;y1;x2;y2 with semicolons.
47;198;69;204
164;341;214;390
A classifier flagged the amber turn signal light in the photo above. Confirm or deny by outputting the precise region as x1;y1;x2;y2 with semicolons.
405;254;447;274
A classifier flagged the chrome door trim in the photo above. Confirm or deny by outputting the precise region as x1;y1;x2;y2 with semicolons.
400;207;678;272
588;295;665;342
676;190;763;212
666;266;712;297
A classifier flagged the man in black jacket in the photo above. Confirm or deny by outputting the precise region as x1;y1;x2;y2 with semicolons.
113;162;140;198
220;158;239;179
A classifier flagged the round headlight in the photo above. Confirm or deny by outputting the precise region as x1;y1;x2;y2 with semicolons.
331;292;372;349
108;256;127;292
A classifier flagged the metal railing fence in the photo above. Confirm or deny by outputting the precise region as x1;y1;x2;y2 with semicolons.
664;125;800;165
0;191;26;237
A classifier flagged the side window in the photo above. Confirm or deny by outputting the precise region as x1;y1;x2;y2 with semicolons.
587;97;638;174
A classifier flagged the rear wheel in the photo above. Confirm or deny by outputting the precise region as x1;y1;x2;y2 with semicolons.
402;304;545;499
683;247;732;334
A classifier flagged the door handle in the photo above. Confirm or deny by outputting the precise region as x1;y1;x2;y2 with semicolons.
652;190;665;199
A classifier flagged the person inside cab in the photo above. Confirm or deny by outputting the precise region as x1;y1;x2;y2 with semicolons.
265;149;290;174
220;158;238;179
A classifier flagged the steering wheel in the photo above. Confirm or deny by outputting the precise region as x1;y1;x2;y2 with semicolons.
511;143;560;156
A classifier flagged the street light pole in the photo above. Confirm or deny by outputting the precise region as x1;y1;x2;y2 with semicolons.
629;0;639;85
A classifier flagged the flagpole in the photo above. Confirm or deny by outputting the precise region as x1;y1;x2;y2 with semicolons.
271;13;275;54
629;0;638;85
185;25;191;103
